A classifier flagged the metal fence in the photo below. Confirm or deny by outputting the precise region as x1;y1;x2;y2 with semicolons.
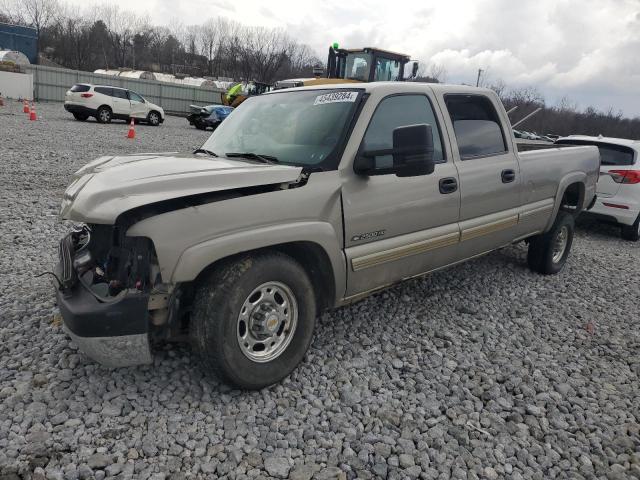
23;64;226;115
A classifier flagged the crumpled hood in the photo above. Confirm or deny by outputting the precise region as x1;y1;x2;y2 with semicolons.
61;152;303;224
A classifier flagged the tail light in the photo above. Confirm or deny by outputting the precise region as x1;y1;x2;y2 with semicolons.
609;170;640;184
80;93;93;98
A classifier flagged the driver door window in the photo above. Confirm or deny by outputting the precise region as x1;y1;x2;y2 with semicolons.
129;91;144;103
362;95;446;169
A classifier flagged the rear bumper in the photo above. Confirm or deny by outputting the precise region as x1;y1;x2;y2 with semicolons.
55;263;152;367
588;196;639;226
64;103;96;116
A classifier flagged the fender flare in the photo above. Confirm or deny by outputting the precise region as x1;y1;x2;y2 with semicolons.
170;221;346;301
545;171;586;231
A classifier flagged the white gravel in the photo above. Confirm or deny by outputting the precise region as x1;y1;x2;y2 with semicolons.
0;102;639;480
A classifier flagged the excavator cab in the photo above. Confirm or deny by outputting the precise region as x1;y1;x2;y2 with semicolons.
327;46;417;82
274;44;418;90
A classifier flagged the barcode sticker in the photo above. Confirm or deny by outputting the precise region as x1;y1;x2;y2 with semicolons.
313;91;358;105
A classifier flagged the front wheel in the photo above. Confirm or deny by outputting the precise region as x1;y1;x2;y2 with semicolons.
527;211;575;275
147;110;161;126
191;252;316;389
621;214;640;242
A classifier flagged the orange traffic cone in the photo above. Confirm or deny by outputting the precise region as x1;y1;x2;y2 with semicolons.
23;99;30;114
29;101;37;121
127;118;135;139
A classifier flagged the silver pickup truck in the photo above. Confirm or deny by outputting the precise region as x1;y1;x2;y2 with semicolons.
55;83;599;389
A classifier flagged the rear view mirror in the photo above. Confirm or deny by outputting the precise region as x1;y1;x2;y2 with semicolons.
354;124;436;177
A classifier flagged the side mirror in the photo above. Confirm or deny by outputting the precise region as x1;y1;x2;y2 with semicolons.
354;124;436;177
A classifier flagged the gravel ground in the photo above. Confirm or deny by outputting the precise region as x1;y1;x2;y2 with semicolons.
1;102;639;480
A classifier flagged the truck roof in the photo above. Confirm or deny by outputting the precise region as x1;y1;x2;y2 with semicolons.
274;81;496;96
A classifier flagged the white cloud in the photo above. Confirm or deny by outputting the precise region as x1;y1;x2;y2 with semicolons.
102;0;640;117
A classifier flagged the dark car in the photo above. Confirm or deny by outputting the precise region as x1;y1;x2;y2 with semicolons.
187;104;234;130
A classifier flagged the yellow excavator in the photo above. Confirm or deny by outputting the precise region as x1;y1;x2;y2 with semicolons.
223;81;274;107
274;43;419;89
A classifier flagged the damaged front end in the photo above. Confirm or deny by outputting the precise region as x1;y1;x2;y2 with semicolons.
55;223;168;367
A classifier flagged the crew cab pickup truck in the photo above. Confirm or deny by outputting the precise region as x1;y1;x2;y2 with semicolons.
55;83;599;389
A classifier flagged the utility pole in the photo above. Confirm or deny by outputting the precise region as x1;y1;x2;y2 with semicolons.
476;68;483;87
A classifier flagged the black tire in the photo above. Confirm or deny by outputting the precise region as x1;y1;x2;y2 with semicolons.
72;112;88;121
527;211;575;275
191;252;316;389
95;106;112;124
621;215;640;241
194;122;207;130
147;110;161;126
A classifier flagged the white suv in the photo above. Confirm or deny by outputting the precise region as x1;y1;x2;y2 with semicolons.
64;83;165;126
556;135;640;241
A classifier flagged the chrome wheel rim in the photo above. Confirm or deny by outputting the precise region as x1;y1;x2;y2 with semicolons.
99;109;110;122
150;113;158;124
237;281;298;363
552;226;569;263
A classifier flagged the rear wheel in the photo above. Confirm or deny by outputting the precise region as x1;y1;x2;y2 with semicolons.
621;214;640;241
72;112;88;121
527;211;575;274
147;110;161;126
95;106;112;124
191;252;316;389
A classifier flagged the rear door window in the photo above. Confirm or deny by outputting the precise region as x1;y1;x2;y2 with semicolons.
112;88;128;99
555;140;635;166
445;94;507;159
94;87;113;96
70;84;90;92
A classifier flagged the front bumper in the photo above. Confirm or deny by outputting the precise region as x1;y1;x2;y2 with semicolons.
55;263;153;367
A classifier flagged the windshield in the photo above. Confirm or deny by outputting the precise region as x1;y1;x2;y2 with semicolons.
344;53;372;81
201;89;362;168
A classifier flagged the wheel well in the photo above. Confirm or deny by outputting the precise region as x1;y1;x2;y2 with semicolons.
560;182;585;217
192;242;336;315
96;105;111;114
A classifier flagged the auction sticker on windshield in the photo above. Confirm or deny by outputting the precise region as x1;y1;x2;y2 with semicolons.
313;91;358;106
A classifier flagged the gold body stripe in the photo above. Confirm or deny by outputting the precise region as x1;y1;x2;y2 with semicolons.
460;215;519;242
350;200;554;271
351;232;459;271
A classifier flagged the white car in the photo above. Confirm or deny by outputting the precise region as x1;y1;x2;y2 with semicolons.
556;135;640;241
64;83;165;126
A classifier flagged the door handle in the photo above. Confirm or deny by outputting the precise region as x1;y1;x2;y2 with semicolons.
439;177;458;194
501;169;516;183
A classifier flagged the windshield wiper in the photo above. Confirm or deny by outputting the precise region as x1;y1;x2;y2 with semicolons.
193;148;218;157
225;152;279;164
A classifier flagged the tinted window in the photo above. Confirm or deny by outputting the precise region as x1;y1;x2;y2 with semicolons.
555;140;635;166
362;94;445;168
445;95;507;159
94;87;113;96
112;88;128;99
70;84;90;92
129;92;144;103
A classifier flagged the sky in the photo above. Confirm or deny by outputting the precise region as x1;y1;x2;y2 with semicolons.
106;0;640;117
